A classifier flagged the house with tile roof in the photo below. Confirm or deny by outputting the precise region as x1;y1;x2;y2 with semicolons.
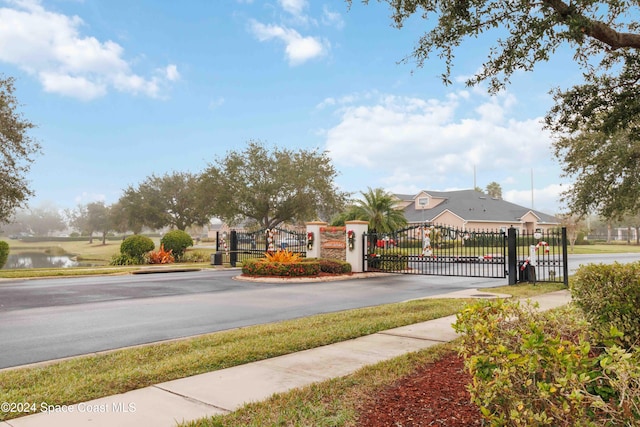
395;189;560;232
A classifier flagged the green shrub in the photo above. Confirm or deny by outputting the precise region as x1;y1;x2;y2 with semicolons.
109;253;139;266
454;299;640;426
242;258;320;277
119;235;155;264
160;230;193;261
572;262;640;349
0;241;9;268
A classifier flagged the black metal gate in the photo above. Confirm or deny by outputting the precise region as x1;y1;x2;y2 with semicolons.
364;224;568;284
364;225;507;278
507;227;569;285
216;227;306;267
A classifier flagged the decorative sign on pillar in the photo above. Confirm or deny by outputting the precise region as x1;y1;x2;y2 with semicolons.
347;230;355;251
306;231;314;250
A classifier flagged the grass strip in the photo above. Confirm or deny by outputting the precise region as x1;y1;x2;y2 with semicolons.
178;342;456;427
180;342;459;427
0;298;470;421
178;282;567;427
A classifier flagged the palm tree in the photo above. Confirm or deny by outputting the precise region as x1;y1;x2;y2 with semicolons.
353;187;407;232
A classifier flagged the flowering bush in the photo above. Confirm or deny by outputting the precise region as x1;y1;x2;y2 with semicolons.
148;244;175;264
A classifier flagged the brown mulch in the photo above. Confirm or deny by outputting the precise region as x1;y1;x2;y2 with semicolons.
355;354;483;426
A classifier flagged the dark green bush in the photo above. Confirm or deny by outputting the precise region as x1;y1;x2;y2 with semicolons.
455;299;640;426
161;230;193;261
119;235;155;264
572;261;640;349
0;241;9;268
242;258;320;277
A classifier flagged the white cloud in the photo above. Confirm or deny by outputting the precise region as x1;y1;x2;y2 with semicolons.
323;90;563;212
249;20;327;65
0;0;177;100
164;64;180;82
504;184;565;215
278;0;307;17
321;5;344;29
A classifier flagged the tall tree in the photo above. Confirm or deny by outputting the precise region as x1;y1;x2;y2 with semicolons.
200;141;348;229
0;75;41;223
551;128;640;219
349;0;640;216
352;187;407;232
86;202;111;245
348;0;640;91
68;202;111;244
23;203;65;236
118;172;209;231
485;182;502;199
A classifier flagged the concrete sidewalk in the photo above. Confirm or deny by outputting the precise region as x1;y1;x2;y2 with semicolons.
1;289;572;427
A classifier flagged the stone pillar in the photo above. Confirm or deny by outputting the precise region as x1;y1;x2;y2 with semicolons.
345;220;369;273
305;221;327;259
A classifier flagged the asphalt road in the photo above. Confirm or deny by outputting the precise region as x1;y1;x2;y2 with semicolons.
0;253;638;369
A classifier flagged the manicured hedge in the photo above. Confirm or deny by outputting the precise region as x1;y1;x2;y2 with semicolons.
242;259;320;277
303;258;351;274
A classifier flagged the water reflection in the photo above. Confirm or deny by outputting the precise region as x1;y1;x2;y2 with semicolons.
4;253;81;269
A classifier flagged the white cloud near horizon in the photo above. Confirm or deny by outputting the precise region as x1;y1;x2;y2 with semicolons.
0;0;178;100
321;90;564;214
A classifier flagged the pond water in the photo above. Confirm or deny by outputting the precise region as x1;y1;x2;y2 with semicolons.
3;253;93;269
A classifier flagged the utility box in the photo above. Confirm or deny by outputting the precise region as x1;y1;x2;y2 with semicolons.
211;252;223;266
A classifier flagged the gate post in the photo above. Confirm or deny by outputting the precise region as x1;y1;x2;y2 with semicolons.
229;230;238;267
345;220;369;273
508;227;518;285
305;221;327;259
561;227;569;286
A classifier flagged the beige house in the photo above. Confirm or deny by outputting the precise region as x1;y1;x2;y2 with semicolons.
395;189;560;233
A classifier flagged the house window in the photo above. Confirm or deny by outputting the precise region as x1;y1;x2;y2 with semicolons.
418;197;429;208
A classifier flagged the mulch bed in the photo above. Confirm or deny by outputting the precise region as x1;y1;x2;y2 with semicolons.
355;353;483;426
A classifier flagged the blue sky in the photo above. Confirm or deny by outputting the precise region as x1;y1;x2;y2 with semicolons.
1;0;585;216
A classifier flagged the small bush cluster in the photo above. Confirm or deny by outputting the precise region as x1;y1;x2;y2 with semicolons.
160;230;193;261
572;261;640;349
113;235;155;265
0;240;9;268
242;258;320;277
455;298;640;426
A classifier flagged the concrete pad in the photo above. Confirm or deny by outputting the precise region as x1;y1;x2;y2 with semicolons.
7;386;224;427
156;363;326;411
381;315;460;342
